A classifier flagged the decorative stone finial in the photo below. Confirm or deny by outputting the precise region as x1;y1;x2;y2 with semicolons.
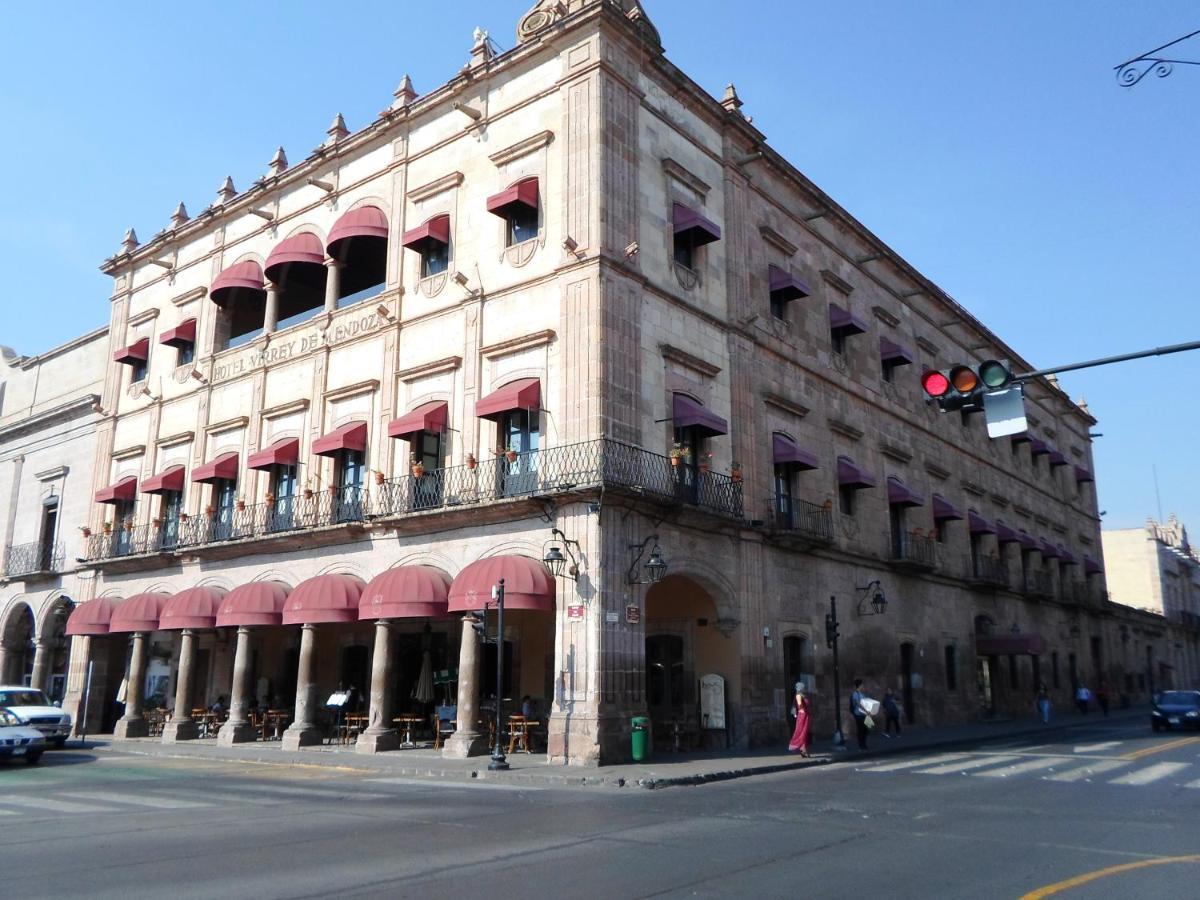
327;113;349;144
269;146;289;176
393;73;417;108
170;202;189;229
722;83;744;115
1076;395;1090;414
217;176;237;204
470;26;495;67
120;228;139;254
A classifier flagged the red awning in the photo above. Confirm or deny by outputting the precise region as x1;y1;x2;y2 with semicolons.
215;581;290;628
880;337;914;366
1039;539;1061;559
313;421;367;457
210;260;265;306
109;592;171;634
932;495;964;522
159;586;226;631
995;522;1020;544
141;465;185;495
1010;432;1033;446
1058;547;1078;565
1029;439;1050;457
247;438;299;471
448;555;556;613
1083;555;1103;575
1048;450;1069;468
486;177;539;217
1017;531;1038;551
359;565;452;620
401;214;450;251
837;457;875;489
192;452;239;484
887;476;923;508
976;634;1047;656
95;476;138;505
388;401;448;440
768;265;810;302
1075;466;1095;484
672;393;728;437
65;597;118;636
672;203;721;245
772;434;818;470
968;510;997;535
160;319;197;348
327;205;389;254
477;378;541;420
265;232;325;278
829;303;867;336
281;574;365;625
113;337;150;365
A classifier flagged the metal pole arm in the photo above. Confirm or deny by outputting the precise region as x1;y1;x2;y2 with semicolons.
1014;340;1200;382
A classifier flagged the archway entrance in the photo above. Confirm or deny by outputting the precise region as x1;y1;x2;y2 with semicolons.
39;597;75;700
1;603;35;685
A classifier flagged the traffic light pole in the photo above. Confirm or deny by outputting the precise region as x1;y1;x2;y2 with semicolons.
1012;340;1200;382
827;596;845;749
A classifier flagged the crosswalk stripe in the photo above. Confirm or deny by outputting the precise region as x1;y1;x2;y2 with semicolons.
1109;762;1190;786
59;791;211;809
1044;759;1131;782
915;754;1022;775
1185;779;1200;789
975;757;1069;778
859;753;974;773
0;794;119;814
1073;741;1124;753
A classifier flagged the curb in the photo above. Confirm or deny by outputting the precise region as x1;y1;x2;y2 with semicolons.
638;756;831;789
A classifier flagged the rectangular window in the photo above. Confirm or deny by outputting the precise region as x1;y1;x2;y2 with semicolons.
335;449;365;522
774;464;793;527
769;293;787;321
499;409;540;496
421;242;449;278
673;232;697;271
160;490;182;550
213;478;237;541
177;342;195;366
269;464;298;532
130;357;149;383
411;431;443;510
969;533;982;577
1031;655;1041;693
944;645;958;691
831;330;847;356
38;501;59;571
506;205;539;246
889;504;906;558
114;497;137;555
672;424;704;506
838;484;855;516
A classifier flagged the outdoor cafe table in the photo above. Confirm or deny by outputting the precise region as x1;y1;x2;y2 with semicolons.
392;715;424;748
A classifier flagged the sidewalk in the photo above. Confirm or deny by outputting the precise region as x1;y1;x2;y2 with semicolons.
80;707;1144;790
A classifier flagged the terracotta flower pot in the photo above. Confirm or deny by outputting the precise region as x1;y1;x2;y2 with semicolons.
236;501;246;511
505;450;518;463
374;471;385;486
412;463;425;477
670;456;682;467
466;454;477;470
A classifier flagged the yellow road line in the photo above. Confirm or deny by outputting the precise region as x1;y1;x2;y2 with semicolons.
1020;854;1200;899
1121;735;1200;761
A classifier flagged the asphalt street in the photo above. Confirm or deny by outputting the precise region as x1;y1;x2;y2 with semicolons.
1;716;1197;899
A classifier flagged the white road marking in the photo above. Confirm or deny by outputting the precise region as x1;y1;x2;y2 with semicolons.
1109;762;1191;786
1072;741;1124;753
975;757;1070;778
1044;759;1131;782
1185;779;1200;789
858;753;974;773
915;754;1022;775
60;790;211;809
0;794;119;814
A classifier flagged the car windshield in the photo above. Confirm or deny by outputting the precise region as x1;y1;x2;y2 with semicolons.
0;689;49;707
1156;691;1199;706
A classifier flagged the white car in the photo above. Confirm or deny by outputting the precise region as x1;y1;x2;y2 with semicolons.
0;687;71;748
0;708;45;764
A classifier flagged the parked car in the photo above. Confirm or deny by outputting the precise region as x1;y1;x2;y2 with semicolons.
0;708;45;764
0;686;71;748
1150;690;1200;732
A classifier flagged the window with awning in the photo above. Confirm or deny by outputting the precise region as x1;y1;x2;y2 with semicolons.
477;378;540;420
160;319;197;365
879;337;914;382
210;260;267;349
402;214;451;277
672;202;720;272
836;456;874;516
829;304;867;354
768;265;809;319
266;232;327;331
327;205;389;308
487;177;539;246
114;337;150;382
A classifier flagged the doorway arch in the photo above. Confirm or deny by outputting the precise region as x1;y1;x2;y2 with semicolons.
1;602;35;685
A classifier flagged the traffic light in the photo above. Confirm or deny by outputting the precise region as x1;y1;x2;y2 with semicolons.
825;613;839;649
469;612;488;640
921;359;1013;413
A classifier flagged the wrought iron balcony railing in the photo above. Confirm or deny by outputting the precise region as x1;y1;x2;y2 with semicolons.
770;499;834;543
2;541;65;578
966;555;1009;589
1023;569;1054;599
886;530;938;570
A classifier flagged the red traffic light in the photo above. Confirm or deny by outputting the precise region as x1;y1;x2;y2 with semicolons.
921;370;951;398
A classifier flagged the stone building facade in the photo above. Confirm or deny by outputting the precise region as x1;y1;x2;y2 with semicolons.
52;0;1180;764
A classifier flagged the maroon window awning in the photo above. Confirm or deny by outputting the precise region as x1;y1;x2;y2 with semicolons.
359;565;453;620
95;476;138;505
113;337;150;365
768;265;810;303
401;214;450;252
313;421;368;457
1058;547;1078;566
672;393;728;437
448;555;556;613
65;597;118;636
281;574;366;626
159;587;226;631
977;634;1047;656
932;495;964;522
887;476;923;508
327;205;389;255
215;581;290;628
192;452;239;484
210;260;265;306
1017;531;1038;551
141;465;186;495
968;510;997;535
477;378;541;420
772;434;818;470
672;203;721;246
1010;432;1033;446
265;232;325;280
108;592;171;634
160;319;197;349
1083;555;1103;575
1039;538;1061;559
837;456;875;490
247;438;299;471
995;522;1020;544
829;303;867;337
1048;450;1069;468
880;337;914;367
486;177;539;218
388;401;448;440
1075;466;1095;484
1029;439;1050;456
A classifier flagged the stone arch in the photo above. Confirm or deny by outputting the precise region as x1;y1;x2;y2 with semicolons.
390;548;460;578
36;591;75;636
648;555;738;623
313;560;372;583
341;194;391;219
1;599;36;685
248;569;297;590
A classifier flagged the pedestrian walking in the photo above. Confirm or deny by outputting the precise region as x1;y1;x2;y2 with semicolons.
851;678;870;750
882;688;902;738
1097;681;1111;718
1036;682;1051;724
1075;683;1091;715
787;682;811;757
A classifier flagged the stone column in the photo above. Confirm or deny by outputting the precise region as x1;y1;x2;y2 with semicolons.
264;281;281;334
0;641;10;685
281;623;322;750
443;616;486;758
357;619;398;753
114;632;149;738
218;626;257;745
29;639;51;693
162;629;199;742
324;259;342;313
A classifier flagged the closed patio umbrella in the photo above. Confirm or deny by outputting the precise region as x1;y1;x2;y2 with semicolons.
413;649;434;704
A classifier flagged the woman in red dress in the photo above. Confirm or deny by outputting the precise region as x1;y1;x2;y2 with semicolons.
788;681;811;756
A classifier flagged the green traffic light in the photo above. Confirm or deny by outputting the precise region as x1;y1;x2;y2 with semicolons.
979;359;1012;390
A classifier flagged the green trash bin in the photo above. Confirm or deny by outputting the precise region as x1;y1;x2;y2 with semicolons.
631;716;651;762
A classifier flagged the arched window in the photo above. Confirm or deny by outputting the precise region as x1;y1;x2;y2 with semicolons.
327;206;388;308
266;233;327;331
210;260;266;350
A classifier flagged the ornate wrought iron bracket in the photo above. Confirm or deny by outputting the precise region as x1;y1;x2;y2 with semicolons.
1115;29;1200;87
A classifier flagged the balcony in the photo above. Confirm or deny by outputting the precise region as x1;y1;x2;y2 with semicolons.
1022;569;1054;600
2;541;64;579
770;499;834;544
886;530;937;571
965;555;1009;591
83;440;743;565
1065;580;1106;608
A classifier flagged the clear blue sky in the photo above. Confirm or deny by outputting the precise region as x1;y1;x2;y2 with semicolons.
1;2;1196;533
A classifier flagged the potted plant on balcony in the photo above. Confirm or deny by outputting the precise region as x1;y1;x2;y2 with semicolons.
205;505;215;517
180;512;189;523
729;461;743;482
466;452;477;470
668;443;689;467
235;498;246;512
373;469;386;486
264;492;275;505
79;525;92;538
502;445;519;463
698;452;713;474
151;518;163;530
103;521;113;535
410;452;425;478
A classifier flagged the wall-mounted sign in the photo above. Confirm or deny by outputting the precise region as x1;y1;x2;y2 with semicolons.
625;604;641;625
212;310;387;384
567;604;585;620
605;611;619;623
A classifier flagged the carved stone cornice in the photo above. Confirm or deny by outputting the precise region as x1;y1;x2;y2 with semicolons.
662;158;711;198
659;343;721;378
408;171;465;203
758;225;797;257
821;269;853;295
482;330;557;359
489;130;554;166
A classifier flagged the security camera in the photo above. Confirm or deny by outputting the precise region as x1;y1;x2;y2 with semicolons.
376;303;394;320
624;241;639;259
453;271;471;288
562;236;578;253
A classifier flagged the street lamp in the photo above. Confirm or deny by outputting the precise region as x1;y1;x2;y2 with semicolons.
542;528;580;580
488;578;509;772
626;534;668;585
855;580;888;617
